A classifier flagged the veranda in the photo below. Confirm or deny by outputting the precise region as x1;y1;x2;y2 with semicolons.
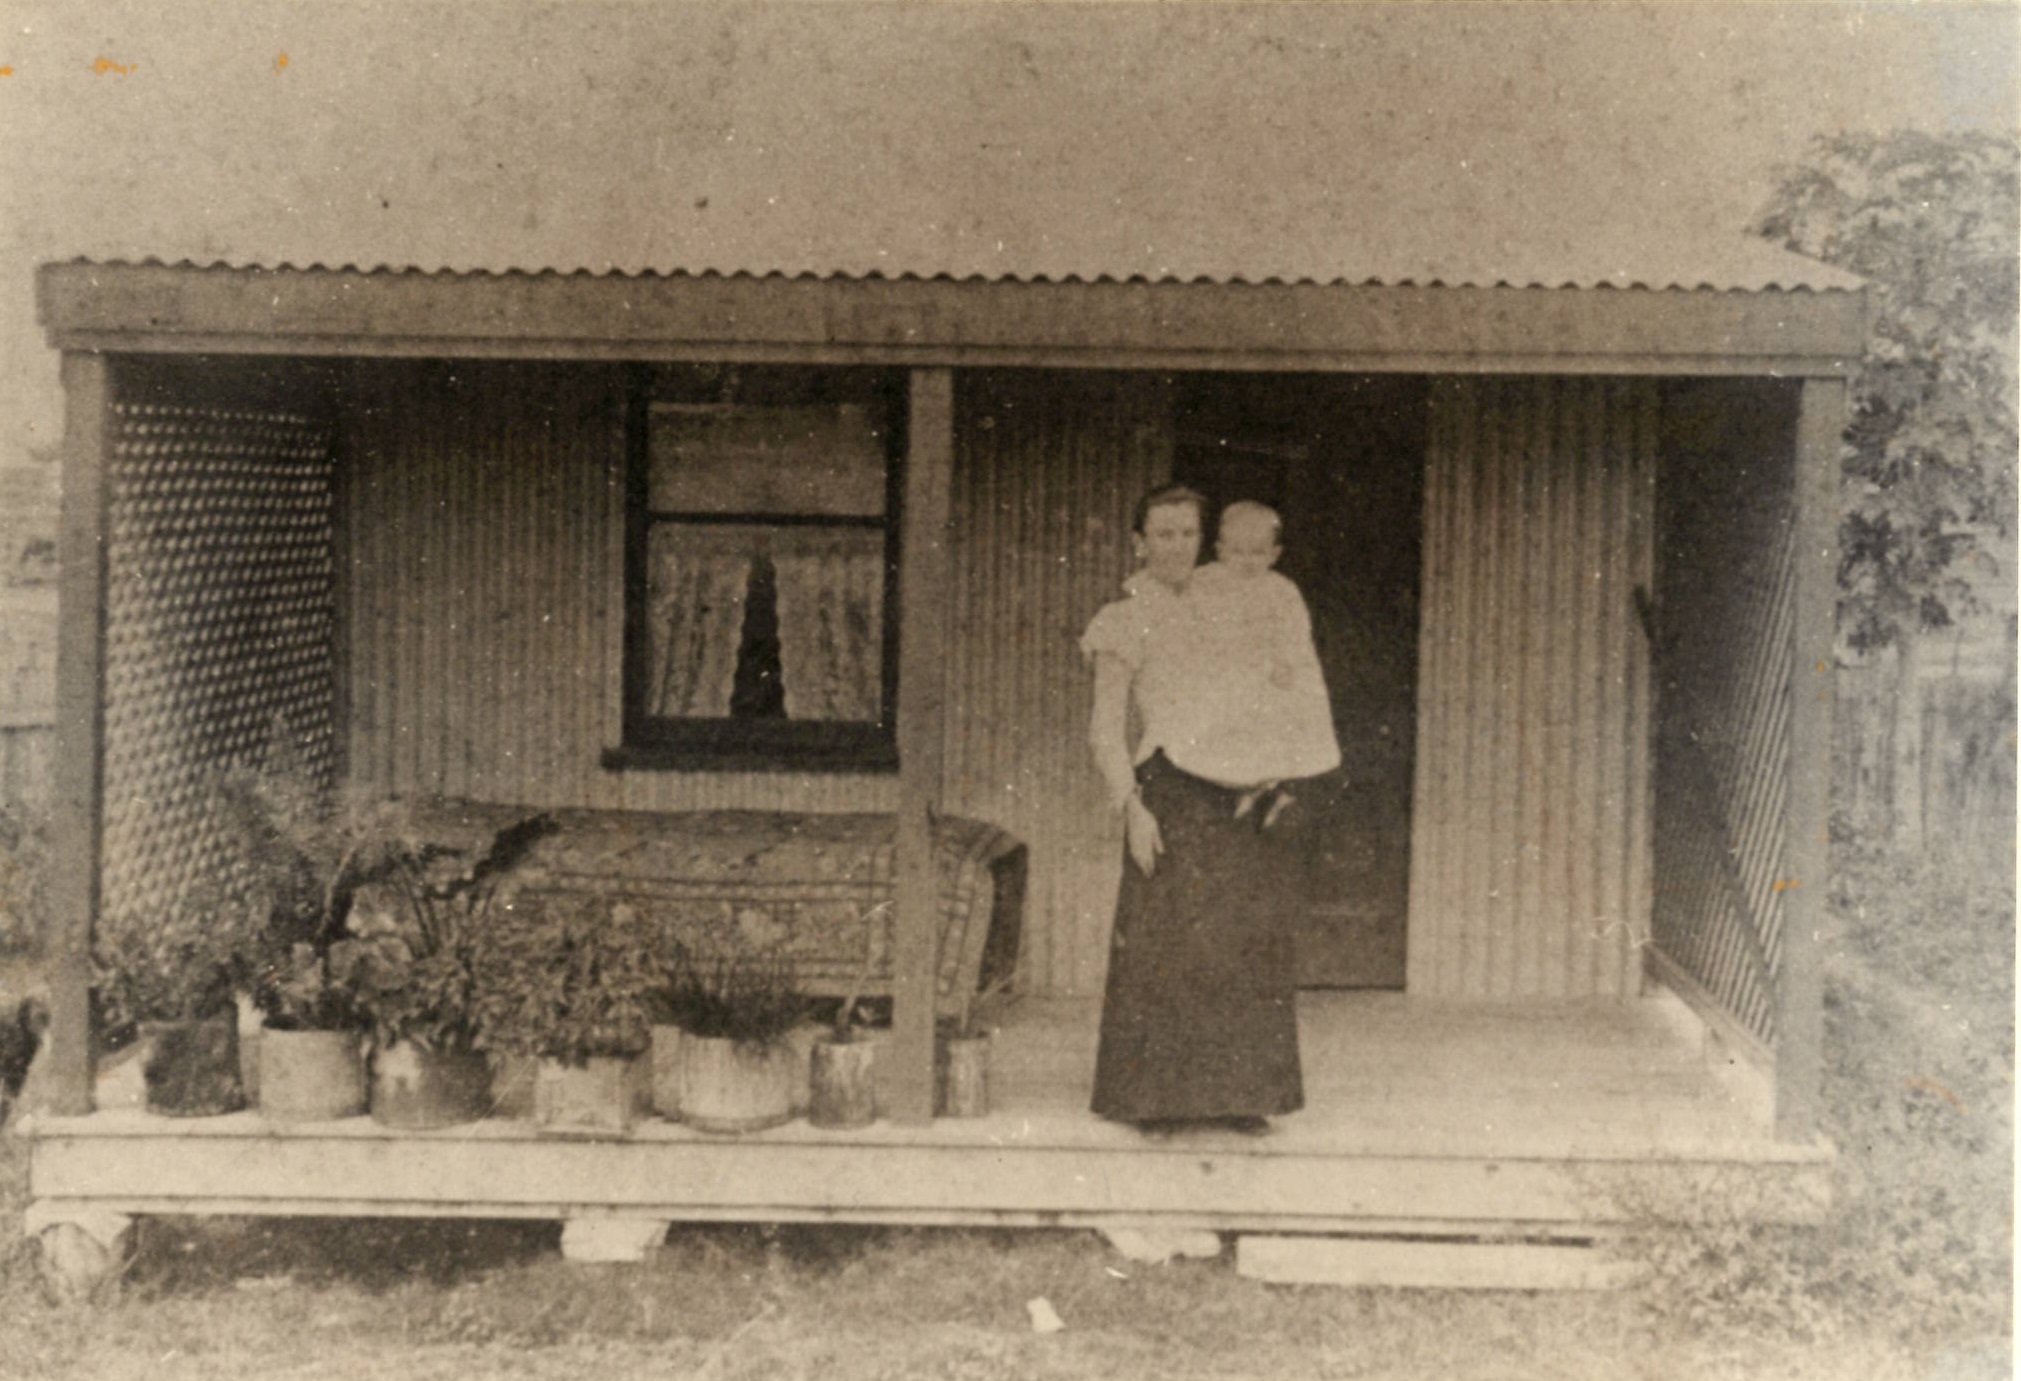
25;261;1851;1282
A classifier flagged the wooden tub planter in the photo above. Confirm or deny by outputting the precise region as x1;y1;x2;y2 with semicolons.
936;1030;991;1119
808;1032;878;1129
532;1053;652;1136
648;1023;825;1121
258;1026;368;1122
678;1036;798;1134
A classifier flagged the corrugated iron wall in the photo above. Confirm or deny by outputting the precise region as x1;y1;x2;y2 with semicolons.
1650;380;1799;1045
942;371;1171;994
1408;378;1655;1000
342;363;1169;992
342;361;894;815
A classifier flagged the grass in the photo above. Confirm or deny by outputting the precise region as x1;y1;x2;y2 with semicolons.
0;842;2009;1380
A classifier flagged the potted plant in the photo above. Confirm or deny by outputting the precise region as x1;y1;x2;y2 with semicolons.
473;898;660;1134
642;977;688;1122
936;975;1014;1119
92;872;260;1117
331;809;555;1129
807;958;879;1130
209;767;374;1122
659;944;805;1134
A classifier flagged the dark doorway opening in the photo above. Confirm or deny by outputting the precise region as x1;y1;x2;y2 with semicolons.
1172;374;1428;989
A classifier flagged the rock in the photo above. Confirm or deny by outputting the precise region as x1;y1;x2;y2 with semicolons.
559;1218;670;1264
24;1205;133;1301
1025;1296;1065;1334
1099;1226;1224;1264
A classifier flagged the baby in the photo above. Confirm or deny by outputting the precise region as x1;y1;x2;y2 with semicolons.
1183;500;1341;821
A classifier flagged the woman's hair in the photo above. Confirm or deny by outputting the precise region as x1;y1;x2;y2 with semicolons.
1131;483;1208;536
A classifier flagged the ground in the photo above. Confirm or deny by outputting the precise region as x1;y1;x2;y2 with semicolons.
0;847;2008;1381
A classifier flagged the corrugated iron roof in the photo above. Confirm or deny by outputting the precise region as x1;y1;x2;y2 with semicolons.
50;256;1857;294
2;2;1945;295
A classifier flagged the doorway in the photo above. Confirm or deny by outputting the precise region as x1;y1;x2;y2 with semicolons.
1172;375;1427;988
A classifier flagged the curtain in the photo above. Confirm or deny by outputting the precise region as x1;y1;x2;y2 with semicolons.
647;527;750;718
772;528;884;722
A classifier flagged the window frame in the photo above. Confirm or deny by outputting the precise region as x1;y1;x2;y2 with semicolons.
609;364;906;773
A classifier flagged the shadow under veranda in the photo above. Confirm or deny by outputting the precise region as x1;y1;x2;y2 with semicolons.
115;1213;925;1296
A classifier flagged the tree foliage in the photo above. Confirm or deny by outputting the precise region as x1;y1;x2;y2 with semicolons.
1754;130;2018;651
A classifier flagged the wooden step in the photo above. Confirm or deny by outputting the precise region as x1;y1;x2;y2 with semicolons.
1235;1234;1641;1290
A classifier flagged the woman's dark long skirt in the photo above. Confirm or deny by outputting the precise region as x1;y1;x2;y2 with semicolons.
1090;752;1305;1123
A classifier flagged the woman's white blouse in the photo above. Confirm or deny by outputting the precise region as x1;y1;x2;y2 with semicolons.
1080;575;1223;776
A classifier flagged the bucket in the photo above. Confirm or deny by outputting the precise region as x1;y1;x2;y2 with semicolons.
808;1034;878;1129
258;1027;368;1122
936;1032;991;1118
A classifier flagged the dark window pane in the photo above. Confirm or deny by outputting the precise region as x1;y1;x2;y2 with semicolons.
647;403;888;517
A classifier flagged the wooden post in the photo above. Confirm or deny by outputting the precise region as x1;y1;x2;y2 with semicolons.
1778;375;1844;1141
889;368;954;1124
46;352;113;1117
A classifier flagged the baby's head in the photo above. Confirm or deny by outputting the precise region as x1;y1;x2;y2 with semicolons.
1215;500;1283;578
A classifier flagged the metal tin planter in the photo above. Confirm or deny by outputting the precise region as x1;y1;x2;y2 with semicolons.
258;1026;368;1122
369;1040;492;1129
139;1015;246;1117
532;1054;649;1135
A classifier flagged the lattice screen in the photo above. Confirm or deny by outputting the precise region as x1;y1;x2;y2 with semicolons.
1651;523;1793;1046
99;399;339;940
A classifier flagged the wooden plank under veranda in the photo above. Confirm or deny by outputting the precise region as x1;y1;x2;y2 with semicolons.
888;367;955;1123
46;351;111;1116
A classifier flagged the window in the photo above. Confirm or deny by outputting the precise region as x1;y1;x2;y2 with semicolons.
615;365;903;770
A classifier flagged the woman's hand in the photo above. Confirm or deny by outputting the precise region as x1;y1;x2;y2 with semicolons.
1124;794;1163;876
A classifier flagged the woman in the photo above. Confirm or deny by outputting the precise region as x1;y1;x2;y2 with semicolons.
1080;483;1305;1135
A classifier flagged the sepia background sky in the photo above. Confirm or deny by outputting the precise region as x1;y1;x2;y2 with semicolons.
0;0;2014;470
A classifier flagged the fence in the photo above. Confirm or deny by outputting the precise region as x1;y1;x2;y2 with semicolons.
0;585;56;816
1837;617;2018;883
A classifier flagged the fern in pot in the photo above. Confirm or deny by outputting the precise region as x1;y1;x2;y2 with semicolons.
656;943;806;1134
473;897;661;1135
210;768;377;1122
329;809;555;1129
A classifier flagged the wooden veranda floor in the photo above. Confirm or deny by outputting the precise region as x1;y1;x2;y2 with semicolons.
24;993;1829;1246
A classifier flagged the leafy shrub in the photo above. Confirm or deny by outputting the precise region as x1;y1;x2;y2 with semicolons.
93;870;263;1025
328;810;556;1054
473;898;663;1063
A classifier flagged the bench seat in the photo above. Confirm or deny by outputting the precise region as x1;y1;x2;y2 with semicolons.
418;803;1026;1013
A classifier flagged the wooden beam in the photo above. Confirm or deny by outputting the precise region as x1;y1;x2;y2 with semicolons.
25;1119;1834;1226
37;334;1861;382
1777;377;1845;1141
38;263;1869;376
889;369;955;1123
45;353;112;1117
0;1201;1682;1238
1235;1235;1640;1291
